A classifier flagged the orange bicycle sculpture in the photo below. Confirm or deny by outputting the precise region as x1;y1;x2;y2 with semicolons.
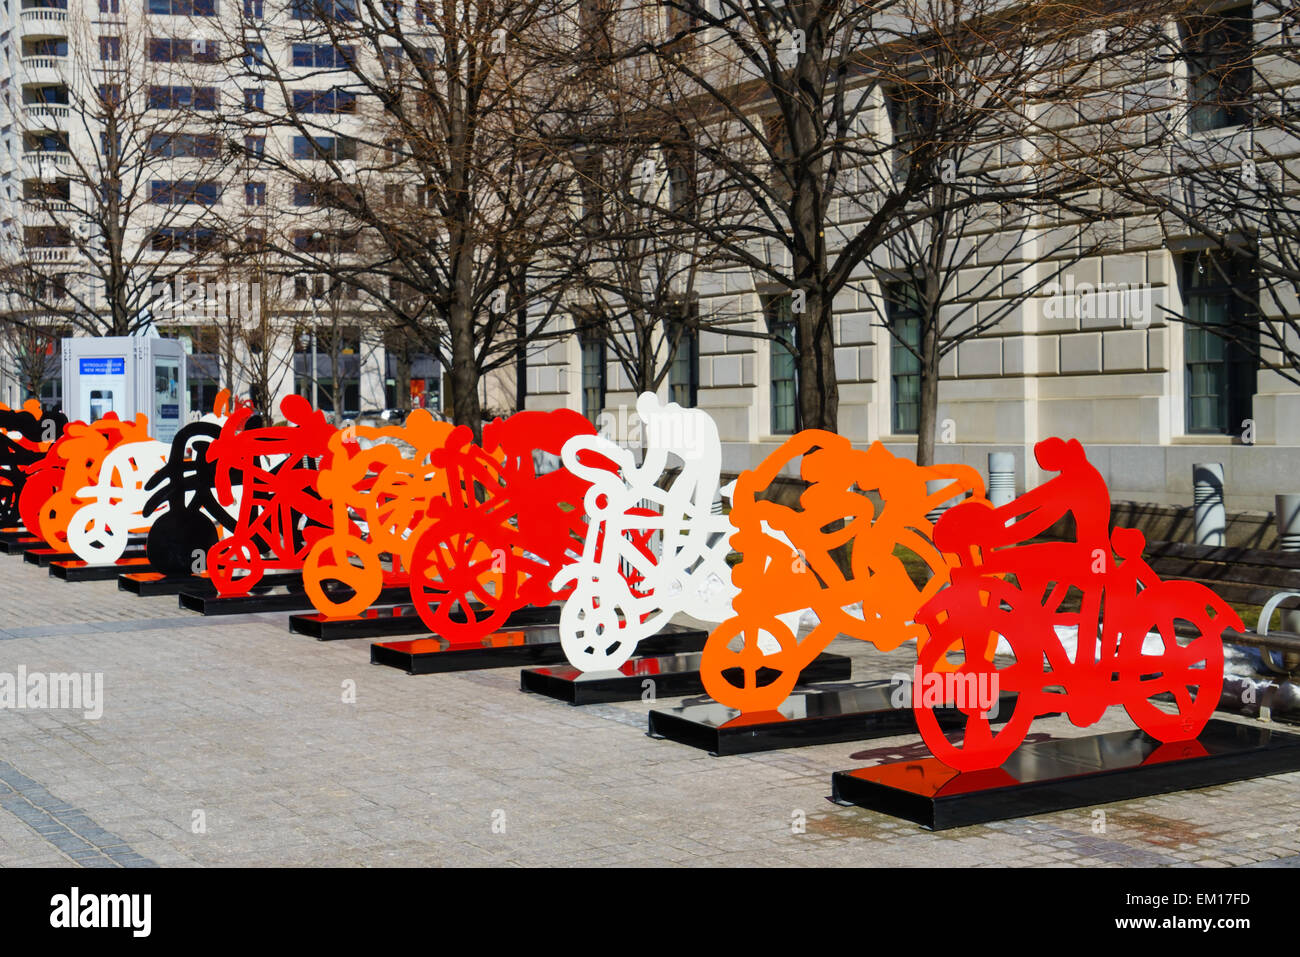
19;413;153;549
303;409;455;618
701;433;988;713
913;438;1241;772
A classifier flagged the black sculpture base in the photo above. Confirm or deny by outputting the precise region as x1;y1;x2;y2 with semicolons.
647;683;1020;756
522;651;853;705
178;582;411;616
0;526;29;542
1;536;45;554
830;718;1300;830
118;569;304;597
371;624;709;675
292;600;561;639
291;602;561;640
23;547;74;566
51;556;153;581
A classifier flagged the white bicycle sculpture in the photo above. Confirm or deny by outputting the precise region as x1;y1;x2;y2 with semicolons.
553;393;802;672
67;439;172;564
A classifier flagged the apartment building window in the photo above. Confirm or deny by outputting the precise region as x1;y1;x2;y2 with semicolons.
148;0;217;15
149;133;219;157
148;85;218;110
98;84;120;106
667;303;698;408
291;0;356;18
244;181;265;206
415;0;439;25
243;0;263;17
151;180;221;206
293;135;357;161
1183;251;1258;435
763;293;798;434
244;88;264;111
24;226;71;248
243;134;265;157
291;43;356;69
383;183;405;206
100;37;121;61
291;89;357;114
100;0;121;12
885;281;922;435
1185;6;1253;132
151;227;219;251
579;328;606;424
292;184;317;206
244;42;267;71
148;37;219;63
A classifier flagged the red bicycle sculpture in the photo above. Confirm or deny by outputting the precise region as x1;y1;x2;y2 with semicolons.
406;409;612;644
913;437;1242;772
205;395;342;594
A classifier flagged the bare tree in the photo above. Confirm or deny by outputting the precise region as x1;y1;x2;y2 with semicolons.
208;0;584;439
4;7;233;338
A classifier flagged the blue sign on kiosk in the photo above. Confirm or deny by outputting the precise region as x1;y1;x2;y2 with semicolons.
78;357;126;376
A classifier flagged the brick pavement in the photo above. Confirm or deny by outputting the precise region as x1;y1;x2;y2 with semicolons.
1;556;1298;867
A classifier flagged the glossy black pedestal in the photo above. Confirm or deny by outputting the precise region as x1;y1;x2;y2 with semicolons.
23;547;74;566
0;527;29;543
291;602;561;640
0;536;43;554
830;719;1300;830
178;582;411;616
648;682;1019;756
118;569;304;596
371;623;709;675
51;555;152;581
522;651;853;705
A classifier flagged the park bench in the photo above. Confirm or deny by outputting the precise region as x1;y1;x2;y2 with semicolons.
1142;538;1300;667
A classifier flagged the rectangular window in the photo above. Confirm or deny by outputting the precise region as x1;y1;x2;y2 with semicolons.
291;44;356;69
291;0;356;18
98;84;121;106
885;281;922;435
580;328;606;423
100;37;121;61
243;134;265;156
293;135;356;160
291;88;356;114
245;181;265;206
763;293;797;434
243;0;263;15
244;88;264;110
415;0;439;24
146;85;218;110
1186;6;1253;132
1184;251;1258;434
243;42;266;70
148;0;217;14
99;0;121;12
151;180;221;205
148;133;219;157
148;37;218;62
667;303;699;408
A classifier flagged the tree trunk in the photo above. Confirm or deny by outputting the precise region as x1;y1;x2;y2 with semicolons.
797;289;839;432
448;297;482;443
915;314;941;467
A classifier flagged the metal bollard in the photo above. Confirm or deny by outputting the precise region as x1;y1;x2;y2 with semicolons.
1193;462;1226;547
987;452;1016;508
925;478;962;526
1275;494;1300;644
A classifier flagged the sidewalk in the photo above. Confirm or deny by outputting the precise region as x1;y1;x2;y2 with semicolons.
1;557;1297;867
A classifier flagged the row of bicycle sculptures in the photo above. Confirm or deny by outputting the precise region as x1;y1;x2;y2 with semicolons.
0;390;1242;772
